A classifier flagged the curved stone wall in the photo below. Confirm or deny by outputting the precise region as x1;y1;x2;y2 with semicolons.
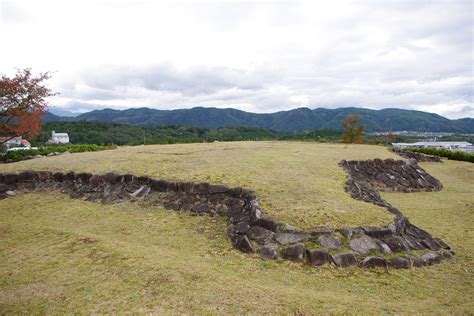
0;160;453;270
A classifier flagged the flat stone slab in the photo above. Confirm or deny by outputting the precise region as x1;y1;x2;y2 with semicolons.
362;226;392;238
275;233;310;245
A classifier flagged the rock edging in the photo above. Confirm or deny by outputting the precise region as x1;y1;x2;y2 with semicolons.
0;161;453;270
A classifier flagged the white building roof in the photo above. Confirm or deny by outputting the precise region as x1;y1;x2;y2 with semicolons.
393;141;472;147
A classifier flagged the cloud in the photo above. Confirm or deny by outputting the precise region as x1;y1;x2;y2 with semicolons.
1;0;472;119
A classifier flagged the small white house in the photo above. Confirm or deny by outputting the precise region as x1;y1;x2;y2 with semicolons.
49;131;69;144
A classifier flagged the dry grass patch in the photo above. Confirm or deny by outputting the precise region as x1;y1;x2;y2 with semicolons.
1;141;397;228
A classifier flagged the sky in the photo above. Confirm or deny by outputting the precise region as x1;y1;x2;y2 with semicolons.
0;0;473;119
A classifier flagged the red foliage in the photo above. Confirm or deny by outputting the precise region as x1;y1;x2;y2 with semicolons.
0;68;57;143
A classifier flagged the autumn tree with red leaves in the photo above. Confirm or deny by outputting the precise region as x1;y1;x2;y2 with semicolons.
0;69;57;145
341;113;365;143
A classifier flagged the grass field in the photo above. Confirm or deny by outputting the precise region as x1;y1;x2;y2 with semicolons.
1;141;473;313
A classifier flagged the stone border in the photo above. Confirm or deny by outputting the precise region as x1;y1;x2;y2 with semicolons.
0;160;453;270
390;148;443;162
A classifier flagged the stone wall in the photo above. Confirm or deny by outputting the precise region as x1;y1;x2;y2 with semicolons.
0;162;453;270
390;148;443;162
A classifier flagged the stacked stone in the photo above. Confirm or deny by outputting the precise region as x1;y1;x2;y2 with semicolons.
390;148;442;162
0;168;453;270
340;158;442;195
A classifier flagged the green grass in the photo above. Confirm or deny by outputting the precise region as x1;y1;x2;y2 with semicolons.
0;141;473;313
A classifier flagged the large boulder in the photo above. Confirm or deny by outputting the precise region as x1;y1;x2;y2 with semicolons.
390;256;410;269
257;217;280;232
384;236;410;252
331;253;357;267
362;256;388;269
421;252;442;266
349;234;378;255
317;234;341;250
307;248;329;266
281;244;305;262
259;243;279;260
247;226;273;244
233;235;254;253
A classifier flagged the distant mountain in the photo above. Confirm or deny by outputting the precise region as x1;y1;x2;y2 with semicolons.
48;108;81;117
43;107;474;133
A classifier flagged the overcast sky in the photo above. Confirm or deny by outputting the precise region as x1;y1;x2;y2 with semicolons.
1;0;473;118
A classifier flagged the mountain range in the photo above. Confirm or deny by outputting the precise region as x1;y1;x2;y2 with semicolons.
44;107;474;133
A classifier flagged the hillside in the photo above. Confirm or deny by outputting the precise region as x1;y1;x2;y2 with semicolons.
43;107;474;133
1;142;473;313
34;121;342;145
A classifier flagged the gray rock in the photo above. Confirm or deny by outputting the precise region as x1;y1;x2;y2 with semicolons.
421;252;442;266
375;240;392;254
275;233;310;245
259;243;279;260
384;236;410;252
131;186;151;198
362;256;388;269
349;234;378;255
280;224;302;233
250;206;262;224
362;226;392;238
234;221;251;234
307;248;329;266
440;250;454;259
433;238;450;250
281;244;305;262
405;254;424;268
5;190;16;196
317;234;341;250
247;226;273;244
338;227;362;238
421;238;442;251
234;235;254;253
402;234;425;250
331;253;358;267
257;217;280;232
390;256;410;269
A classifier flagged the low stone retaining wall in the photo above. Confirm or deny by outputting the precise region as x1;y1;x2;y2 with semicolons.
390;148;443;162
0;161;453;270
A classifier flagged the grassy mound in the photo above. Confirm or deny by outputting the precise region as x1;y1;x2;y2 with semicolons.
1;141;473;313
